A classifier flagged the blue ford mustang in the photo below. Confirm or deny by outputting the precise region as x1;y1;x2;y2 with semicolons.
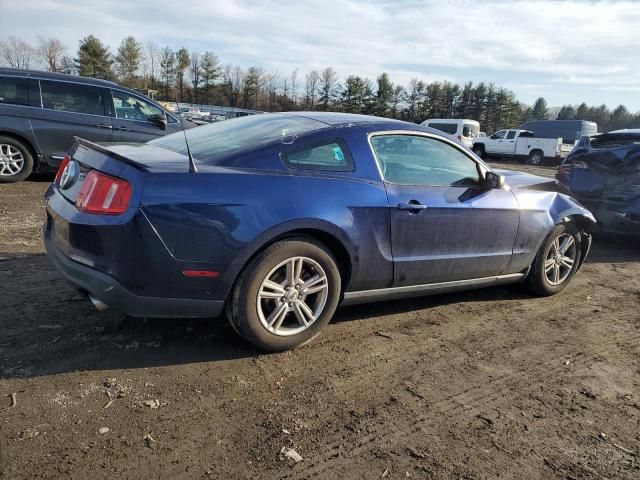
44;112;596;350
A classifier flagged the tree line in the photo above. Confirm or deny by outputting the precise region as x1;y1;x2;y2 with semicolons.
1;34;639;132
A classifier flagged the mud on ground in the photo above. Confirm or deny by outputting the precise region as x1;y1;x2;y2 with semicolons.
0;163;638;479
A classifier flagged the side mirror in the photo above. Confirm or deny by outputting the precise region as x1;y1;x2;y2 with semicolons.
484;171;505;189
149;112;167;129
490;134;497;139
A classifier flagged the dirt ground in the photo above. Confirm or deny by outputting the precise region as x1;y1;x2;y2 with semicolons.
1;162;639;479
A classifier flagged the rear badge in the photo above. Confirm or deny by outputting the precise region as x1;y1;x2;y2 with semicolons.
59;160;79;190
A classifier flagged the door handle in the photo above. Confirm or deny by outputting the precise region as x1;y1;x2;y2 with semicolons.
94;123;112;129
397;201;427;212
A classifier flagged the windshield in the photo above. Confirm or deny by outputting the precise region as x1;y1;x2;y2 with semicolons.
149;114;327;163
427;123;458;135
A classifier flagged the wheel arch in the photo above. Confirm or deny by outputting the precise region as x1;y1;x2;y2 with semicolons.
225;222;354;303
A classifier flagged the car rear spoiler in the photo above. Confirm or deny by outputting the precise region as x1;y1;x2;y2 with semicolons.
73;137;151;172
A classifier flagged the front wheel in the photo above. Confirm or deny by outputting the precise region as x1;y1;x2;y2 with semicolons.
227;239;341;351
473;145;485;159
526;223;582;296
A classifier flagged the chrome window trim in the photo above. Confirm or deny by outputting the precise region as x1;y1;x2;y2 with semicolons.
366;129;490;186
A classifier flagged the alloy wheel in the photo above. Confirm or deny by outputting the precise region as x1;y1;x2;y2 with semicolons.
256;256;329;336
544;233;577;286
0;144;25;176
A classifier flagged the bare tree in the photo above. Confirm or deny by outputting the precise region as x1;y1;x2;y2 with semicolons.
189;52;201;103
319;67;338;110
289;69;298;109
264;70;281;111
36;37;67;72
0;36;35;69
144;41;160;89
305;70;320;109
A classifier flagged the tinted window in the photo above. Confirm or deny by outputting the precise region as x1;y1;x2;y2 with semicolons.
462;123;479;138
41;80;105;115
112;90;163;121
371;135;480;186
0;76;28;106
427;122;458;135
493;130;506;139
506;130;517;139
150;114;326;164
284;141;353;171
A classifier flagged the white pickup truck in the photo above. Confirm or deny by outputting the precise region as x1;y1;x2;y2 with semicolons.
472;129;574;165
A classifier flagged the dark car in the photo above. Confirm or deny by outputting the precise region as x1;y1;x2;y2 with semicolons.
557;129;640;235
0;68;183;183
44;112;596;351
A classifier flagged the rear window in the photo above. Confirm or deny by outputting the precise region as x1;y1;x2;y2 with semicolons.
40;80;106;116
462;123;479;139
590;133;640;149
284;140;354;171
150;114;327;164
0;76;28;106
427;123;458;135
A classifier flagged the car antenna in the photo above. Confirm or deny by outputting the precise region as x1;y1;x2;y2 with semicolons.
176;99;197;173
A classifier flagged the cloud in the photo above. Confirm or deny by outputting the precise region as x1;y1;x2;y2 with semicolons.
0;0;638;109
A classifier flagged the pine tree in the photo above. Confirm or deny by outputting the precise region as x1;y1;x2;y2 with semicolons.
175;47;190;102
75;35;113;79
115;36;142;87
159;46;176;100
374;73;394;117
200;51;221;104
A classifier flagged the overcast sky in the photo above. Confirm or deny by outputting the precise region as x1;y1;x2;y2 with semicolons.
1;0;638;110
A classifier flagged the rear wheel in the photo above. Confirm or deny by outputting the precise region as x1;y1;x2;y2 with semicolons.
0;136;34;183
527;149;543;166
526;223;581;296
227;239;341;351
473;145;485;159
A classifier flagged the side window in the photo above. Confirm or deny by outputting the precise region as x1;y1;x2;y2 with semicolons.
493;130;506;139
370;135;480;186
0;76;29;106
40;80;106;115
506;130;517;139
112;90;163;122
284;140;354;171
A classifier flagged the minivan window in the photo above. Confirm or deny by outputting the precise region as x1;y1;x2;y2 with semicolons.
427;123;458;135
112;90;163;122
40;80;106;116
462;123;480;139
0;76;28;106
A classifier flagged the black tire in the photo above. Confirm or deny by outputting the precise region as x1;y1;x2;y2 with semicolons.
0;136;34;183
473;145;485;159
227;239;342;351
527;149;544;166
526;223;582;296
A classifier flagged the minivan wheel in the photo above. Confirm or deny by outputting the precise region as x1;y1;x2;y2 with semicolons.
526;223;582;296
0;136;34;183
227;239;341;351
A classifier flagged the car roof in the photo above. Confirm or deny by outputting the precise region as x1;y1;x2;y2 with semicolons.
423;118;479;124
0;67;120;88
281;111;408;127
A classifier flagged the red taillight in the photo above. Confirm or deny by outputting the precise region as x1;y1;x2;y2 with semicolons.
76;170;132;215
55;155;71;184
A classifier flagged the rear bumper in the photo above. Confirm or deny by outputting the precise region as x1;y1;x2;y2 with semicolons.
45;231;225;318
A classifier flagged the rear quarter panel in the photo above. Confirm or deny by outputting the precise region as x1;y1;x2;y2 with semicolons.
141;166;393;297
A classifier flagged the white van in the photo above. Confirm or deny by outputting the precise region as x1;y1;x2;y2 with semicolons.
420;119;480;147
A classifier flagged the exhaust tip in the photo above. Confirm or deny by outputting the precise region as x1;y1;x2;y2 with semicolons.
88;294;109;312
